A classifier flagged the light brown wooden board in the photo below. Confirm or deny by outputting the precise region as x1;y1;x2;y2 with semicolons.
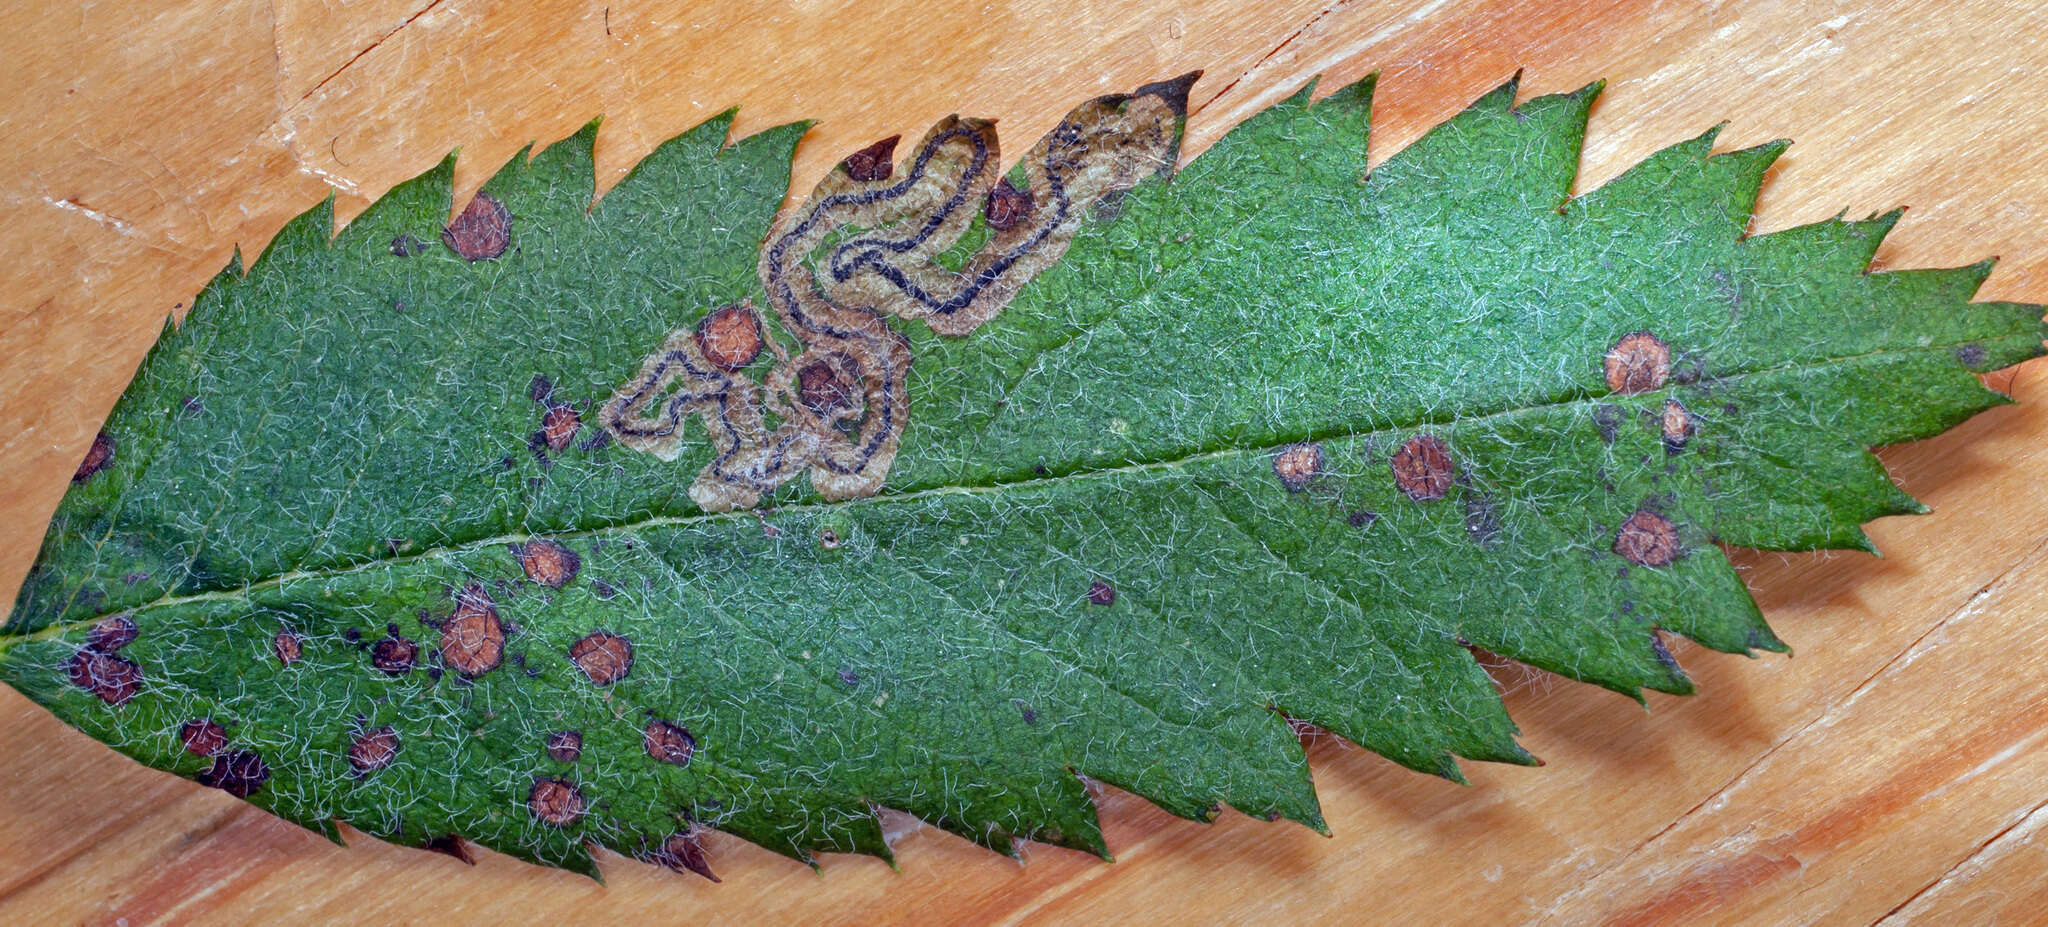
2;1;2045;923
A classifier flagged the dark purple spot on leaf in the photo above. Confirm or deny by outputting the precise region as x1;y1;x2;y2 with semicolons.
442;192;511;262
72;432;114;483
984;178;1035;231
85;615;137;652
422;834;475;865
842;135;900;182
545;729;582;763
67;649;141;705
569;631;633;686
179;719;227;757
527;777;585;827
643;720;695;767
646;829;719;882
349;726;400;775
371;634;418;676
197;750;270;797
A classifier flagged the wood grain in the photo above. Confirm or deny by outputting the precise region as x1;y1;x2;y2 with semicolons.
2;1;2045;923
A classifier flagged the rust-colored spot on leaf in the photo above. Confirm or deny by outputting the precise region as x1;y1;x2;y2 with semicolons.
348;725;401;775
67;649;141;706
442;192;511;262
984;177;1035;231
527;777;586;827
72;431;115;483
696;303;764;372
646;829;719;882
569;630;633;686
514;540;580;589
842;135;900;182
1661;399;1695;451
540;404;581;452
272;629;303;668
545;729;583;763
179;719;228;757
1605;331;1671;394
1088;579;1116;606
644;719;695;767
796;359;857;416
1614;510;1682;567
86;614;137;652
197;750;270;797
1391;434;1456;502
370;633;419;676
1272;442;1324;492
440;584;506;678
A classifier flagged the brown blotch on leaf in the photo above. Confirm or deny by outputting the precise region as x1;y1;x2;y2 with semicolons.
796;360;857;416
1604;332;1671;394
643;719;696;767
1272;442;1325;493
528;777;586;827
1087;579;1116;606
422;834;476;865
1391;434;1456;502
545;729;583;763
647;829;720;882
273;629;303;667
1614;510;1682;567
86;614;138;652
696;303;764;372
841;135;900;182
1661;399;1695;452
67;649;142;706
440;584;506;678
540;404;582;452
569;630;633;686
370;633;419;676
72;431;115;483
514;540;580;589
441;192;512;262
179;719;228;757
348;726;401;775
197;750;270;797
984;177;1035;231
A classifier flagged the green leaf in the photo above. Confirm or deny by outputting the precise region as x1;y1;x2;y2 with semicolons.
7;72;2041;878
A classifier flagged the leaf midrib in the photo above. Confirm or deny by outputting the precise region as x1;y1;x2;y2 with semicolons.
5;338;1987;650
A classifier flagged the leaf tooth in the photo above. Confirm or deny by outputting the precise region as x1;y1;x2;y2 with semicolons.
1471;69;1522;113
243;194;337;278
1712;137;1792;235
1746;206;1904;277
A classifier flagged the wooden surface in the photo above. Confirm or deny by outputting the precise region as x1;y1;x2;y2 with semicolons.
2;0;2046;923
